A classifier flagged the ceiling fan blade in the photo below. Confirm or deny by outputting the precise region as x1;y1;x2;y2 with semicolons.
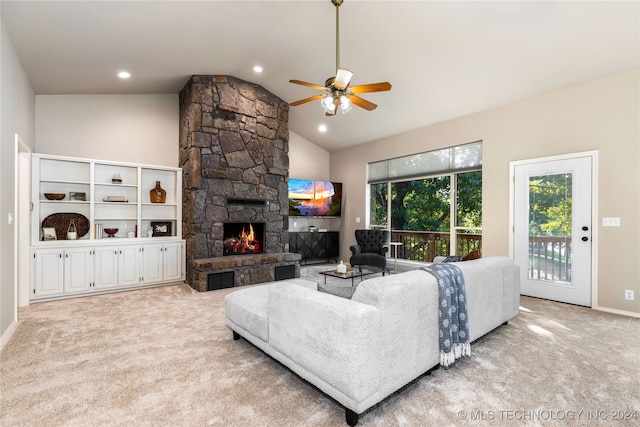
290;94;325;106
333;68;353;89
289;79;327;91
349;82;392;94
347;94;378;111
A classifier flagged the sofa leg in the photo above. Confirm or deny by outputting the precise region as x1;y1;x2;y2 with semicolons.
345;408;359;426
232;331;240;340
502;321;509;326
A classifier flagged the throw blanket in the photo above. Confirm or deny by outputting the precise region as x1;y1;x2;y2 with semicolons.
421;263;471;367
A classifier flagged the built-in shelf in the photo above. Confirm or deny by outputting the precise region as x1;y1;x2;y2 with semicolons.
32;153;182;243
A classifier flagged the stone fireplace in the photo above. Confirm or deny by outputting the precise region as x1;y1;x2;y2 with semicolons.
179;75;301;291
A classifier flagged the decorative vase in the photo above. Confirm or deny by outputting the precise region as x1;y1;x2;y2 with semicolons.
150;181;166;204
67;220;77;240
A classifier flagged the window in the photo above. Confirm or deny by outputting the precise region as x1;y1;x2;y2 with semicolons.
368;142;482;262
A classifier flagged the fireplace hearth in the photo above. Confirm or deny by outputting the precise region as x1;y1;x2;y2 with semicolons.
223;222;264;256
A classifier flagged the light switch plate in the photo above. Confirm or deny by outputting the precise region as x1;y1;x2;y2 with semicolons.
602;217;620;227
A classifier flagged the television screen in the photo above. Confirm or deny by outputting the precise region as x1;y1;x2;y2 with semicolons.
288;179;342;217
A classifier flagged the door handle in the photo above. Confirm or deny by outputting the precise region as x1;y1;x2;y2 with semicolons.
581;236;589;242
582;226;589;231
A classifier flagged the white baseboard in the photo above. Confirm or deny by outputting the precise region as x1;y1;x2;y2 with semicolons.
593;305;640;319
0;320;19;352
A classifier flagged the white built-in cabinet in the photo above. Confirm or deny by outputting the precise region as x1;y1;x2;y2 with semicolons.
142;242;184;285
30;154;185;302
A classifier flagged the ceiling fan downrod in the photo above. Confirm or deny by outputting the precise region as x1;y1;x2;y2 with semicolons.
333;0;343;72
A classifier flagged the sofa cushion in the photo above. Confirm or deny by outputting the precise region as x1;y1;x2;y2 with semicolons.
224;279;318;342
268;282;382;402
317;282;358;299
462;250;481;261
224;285;271;342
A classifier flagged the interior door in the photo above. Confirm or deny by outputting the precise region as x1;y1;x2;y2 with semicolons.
513;156;593;306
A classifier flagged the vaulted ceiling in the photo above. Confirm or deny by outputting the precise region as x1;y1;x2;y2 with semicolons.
2;0;638;151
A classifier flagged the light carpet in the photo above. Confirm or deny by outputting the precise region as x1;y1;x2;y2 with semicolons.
1;266;639;426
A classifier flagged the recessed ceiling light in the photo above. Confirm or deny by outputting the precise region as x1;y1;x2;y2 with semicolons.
253;65;264;73
117;71;131;79
318;124;327;133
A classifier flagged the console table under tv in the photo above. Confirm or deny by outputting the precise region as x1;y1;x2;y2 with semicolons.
288;231;339;264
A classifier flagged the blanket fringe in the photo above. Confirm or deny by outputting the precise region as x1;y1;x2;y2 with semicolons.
440;343;472;368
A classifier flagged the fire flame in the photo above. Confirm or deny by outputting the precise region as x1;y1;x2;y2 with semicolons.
223;223;261;255
240;224;255;242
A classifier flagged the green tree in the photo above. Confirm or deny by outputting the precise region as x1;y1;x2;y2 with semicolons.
372;173;483;232
397;176;451;231
528;174;572;236
456;171;482;228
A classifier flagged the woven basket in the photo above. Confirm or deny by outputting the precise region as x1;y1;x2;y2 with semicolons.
42;213;90;240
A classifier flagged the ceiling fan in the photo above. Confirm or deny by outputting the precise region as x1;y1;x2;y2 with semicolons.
289;0;392;116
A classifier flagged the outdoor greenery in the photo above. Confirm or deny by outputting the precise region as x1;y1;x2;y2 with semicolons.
371;171;482;232
528;173;572;236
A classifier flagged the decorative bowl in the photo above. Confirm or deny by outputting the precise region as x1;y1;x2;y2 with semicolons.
44;193;65;201
104;228;119;237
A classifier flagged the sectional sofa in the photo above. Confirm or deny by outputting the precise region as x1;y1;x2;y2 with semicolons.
224;256;520;425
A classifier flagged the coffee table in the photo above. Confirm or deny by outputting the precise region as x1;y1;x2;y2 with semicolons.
319;266;391;286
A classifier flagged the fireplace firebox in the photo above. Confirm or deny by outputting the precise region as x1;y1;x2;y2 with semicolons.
223;222;264;256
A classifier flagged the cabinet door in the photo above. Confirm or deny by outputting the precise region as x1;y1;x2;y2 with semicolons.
326;232;340;260
118;246;141;287
313;233;328;260
162;243;183;282
142;244;164;284
33;249;64;297
64;248;93;293
94;246;119;289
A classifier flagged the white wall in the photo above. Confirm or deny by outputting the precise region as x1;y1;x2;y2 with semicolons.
288;130;330;180
330;70;639;315
0;18;36;343
36;94;178;167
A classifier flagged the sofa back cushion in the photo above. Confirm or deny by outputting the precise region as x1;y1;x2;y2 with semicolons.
351;270;441;392
449;257;520;340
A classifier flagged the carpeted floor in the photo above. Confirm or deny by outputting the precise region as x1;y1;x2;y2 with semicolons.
1;266;639;426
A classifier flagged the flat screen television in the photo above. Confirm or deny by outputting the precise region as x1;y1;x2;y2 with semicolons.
288;179;342;217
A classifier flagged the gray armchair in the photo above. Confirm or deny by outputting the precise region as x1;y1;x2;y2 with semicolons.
349;229;390;270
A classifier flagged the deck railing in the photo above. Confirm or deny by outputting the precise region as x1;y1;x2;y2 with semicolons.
388;231;570;281
389;230;481;262
527;236;571;282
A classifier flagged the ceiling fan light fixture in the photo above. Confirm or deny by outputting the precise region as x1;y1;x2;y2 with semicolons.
321;95;336;113
339;95;352;113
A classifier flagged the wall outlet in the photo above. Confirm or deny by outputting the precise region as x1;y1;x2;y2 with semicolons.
625;290;635;301
355;217;361;223
602;217;621;227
